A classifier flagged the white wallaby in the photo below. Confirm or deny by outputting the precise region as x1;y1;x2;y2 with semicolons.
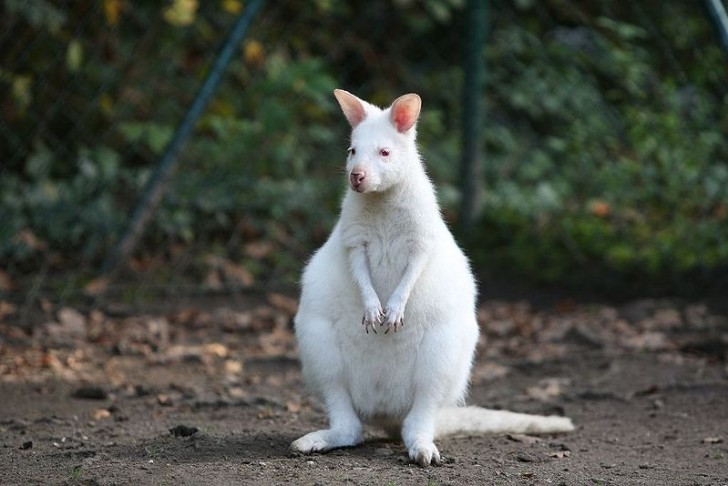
291;89;574;467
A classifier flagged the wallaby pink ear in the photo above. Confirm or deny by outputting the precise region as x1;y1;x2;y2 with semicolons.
389;93;421;133
334;89;367;128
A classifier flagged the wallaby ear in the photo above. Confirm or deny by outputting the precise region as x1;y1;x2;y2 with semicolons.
390;93;421;133
334;89;367;128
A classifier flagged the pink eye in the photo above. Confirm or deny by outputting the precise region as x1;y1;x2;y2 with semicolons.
379;148;390;157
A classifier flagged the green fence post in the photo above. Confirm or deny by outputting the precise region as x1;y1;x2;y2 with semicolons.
459;0;487;237
102;0;265;275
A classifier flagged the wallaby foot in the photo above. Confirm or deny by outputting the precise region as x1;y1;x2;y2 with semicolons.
291;427;363;454
406;437;442;467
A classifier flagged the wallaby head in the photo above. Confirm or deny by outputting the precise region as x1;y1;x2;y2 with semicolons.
333;89;422;194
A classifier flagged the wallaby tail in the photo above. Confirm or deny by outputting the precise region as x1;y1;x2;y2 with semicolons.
434;406;575;438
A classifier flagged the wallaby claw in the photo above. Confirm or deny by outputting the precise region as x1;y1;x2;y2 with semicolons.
383;317;404;334
362;308;384;334
382;304;405;334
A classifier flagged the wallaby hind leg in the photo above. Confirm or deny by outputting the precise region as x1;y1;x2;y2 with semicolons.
402;401;441;467
291;312;363;454
291;386;363;453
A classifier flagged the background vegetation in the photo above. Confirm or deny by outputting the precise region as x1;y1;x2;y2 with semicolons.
1;0;727;300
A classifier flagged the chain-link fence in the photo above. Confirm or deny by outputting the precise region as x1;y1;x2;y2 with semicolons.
2;0;728;312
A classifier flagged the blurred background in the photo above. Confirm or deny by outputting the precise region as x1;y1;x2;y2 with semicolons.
2;0;728;311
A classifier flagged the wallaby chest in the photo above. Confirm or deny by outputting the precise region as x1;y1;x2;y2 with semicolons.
341;201;425;298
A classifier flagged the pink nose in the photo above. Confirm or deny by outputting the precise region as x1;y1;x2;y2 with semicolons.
350;170;366;189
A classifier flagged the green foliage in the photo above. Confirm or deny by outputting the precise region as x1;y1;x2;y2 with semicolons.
1;0;728;294
473;1;728;288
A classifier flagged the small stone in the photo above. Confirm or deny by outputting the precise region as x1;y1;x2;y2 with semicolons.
515;452;540;463
508;434;542;445
72;386;108;400
169;425;198;437
157;394;174;406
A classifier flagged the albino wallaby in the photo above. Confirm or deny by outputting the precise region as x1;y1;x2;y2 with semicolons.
291;89;574;467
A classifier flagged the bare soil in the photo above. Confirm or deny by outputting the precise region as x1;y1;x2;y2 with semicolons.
1;293;727;485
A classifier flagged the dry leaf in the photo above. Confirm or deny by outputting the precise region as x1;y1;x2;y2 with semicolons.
267;293;299;316
526;378;571;401
205;256;254;287
157;394;173;406
220;260;254;286
471;362;510;383
224;359;243;375
228;386;246;399
589;200;611;217
203;270;223;290
203;343;228;358
0;301;17;321
0;270;13;291
84;277;109;296
507;434;542;445
548;450;571;458
244;241;275;259
92;408;111;420
622;331;670;352
15;229;47;251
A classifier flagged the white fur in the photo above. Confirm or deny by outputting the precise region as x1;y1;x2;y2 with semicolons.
291;90;574;467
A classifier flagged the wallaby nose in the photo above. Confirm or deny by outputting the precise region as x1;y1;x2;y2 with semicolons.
350;170;366;190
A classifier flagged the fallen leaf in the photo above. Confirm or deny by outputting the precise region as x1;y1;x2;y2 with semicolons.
526;378;571;401
15;229;47;251
224;359;243;375
267;293;299;316
548;450;571;459
227;386;246;399
57;308;87;338
220;260;254;286
622;331;671;351
205;256;254;287
157;394;173;406
589;200;611;217
203;343;228;358
244;241;275;259
92;408;111;420
0;301;17;321
507;434;542;445
84;277;109;296
0;270;13;291
203;270;223;290
471;362;511;383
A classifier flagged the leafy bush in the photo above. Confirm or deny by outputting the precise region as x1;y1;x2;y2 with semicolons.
472;1;728;289
2;0;728;295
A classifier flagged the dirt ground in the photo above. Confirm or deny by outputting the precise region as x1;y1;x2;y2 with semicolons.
1;291;727;485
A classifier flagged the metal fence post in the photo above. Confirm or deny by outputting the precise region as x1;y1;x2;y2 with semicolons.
102;0;265;275
704;0;728;55
459;0;487;237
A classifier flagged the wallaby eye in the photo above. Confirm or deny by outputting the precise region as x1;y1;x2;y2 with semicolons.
379;148;390;157
347;147;356;156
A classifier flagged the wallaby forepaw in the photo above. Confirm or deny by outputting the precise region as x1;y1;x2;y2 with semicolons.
383;303;405;333
362;306;384;334
408;441;442;467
